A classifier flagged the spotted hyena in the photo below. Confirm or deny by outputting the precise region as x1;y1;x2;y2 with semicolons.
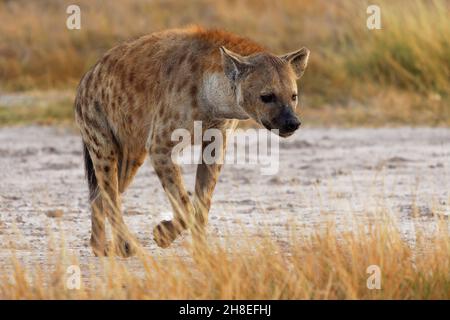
74;26;309;257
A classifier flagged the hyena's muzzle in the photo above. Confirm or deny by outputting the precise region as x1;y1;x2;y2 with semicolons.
262;106;301;137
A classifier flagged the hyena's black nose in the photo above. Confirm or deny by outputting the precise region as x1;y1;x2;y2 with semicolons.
277;107;301;133
285;118;301;132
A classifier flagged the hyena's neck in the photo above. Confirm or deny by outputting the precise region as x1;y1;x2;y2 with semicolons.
200;72;250;120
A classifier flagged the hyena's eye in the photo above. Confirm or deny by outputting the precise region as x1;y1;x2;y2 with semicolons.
260;93;276;103
292;94;298;101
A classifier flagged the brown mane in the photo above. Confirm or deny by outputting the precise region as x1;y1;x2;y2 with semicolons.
189;26;267;56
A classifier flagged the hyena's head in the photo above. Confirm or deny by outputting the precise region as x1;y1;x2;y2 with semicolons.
220;46;310;137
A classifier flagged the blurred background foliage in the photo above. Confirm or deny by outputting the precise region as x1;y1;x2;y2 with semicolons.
0;0;449;126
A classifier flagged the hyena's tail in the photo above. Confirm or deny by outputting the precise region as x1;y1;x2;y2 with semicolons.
83;141;98;201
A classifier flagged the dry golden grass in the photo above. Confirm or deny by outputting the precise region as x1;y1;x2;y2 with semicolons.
0;0;449;126
1;212;448;299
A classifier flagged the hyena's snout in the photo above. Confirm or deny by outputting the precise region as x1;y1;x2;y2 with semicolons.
272;107;301;137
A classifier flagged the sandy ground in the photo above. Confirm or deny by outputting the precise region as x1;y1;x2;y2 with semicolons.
0;126;449;270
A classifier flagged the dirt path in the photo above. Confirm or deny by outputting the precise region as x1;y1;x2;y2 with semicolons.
0;126;449;268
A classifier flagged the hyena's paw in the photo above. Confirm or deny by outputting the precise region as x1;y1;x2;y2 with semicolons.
105;237;138;258
153;220;183;248
91;234;137;257
91;244;109;257
90;236;109;257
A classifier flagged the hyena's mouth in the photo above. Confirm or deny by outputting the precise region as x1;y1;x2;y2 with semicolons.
261;120;272;131
278;130;296;138
261;120;296;137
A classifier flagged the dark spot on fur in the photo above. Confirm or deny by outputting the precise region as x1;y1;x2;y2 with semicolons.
191;61;198;73
91;134;100;147
94;101;102;114
84;71;93;91
107;59;117;74
178;54;187;65
190;85;198;97
166;64;173;76
128;71;135;84
75;101;83;118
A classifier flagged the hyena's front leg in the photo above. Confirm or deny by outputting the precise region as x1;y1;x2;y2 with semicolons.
192;122;235;246
191;162;223;246
150;149;196;248
192;133;228;239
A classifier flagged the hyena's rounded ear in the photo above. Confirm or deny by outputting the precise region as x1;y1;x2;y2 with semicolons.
220;46;252;82
279;47;310;79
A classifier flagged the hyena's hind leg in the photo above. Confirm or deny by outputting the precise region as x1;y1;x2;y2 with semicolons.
79;105;138;257
84;141;139;257
118;150;147;194
83;142;107;256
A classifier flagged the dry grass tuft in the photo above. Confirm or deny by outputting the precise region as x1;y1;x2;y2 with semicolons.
1;213;448;299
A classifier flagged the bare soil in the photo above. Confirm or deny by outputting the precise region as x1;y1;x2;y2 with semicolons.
0;126;449;269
